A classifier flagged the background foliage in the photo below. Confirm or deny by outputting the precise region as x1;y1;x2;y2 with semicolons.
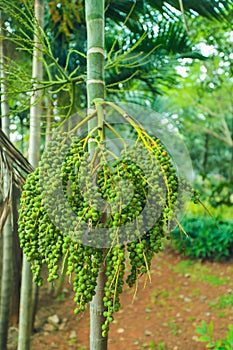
172;216;233;261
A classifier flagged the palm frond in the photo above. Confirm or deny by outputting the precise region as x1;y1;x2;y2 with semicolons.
0;130;33;233
105;16;205;98
163;0;233;21
106;0;233;24
0;130;33;184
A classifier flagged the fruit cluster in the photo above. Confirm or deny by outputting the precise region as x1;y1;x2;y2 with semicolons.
18;127;190;336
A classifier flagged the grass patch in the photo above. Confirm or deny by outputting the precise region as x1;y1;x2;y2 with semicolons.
171;260;231;286
210;294;233;309
199;275;230;286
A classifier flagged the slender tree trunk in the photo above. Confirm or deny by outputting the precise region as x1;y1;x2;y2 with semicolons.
28;0;44;168
10;186;22;326
85;1;107;349
17;1;44;349
0;10;14;350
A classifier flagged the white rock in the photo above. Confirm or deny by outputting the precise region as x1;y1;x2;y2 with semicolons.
192;335;199;342
184;297;191;302
144;329;153;336
48;314;60;325
69;330;77;339
43;323;56;332
117;328;125;334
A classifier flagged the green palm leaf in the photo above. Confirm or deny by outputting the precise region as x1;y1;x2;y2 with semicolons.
106;0;233;25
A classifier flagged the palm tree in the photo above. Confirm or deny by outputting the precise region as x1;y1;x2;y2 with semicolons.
85;2;107;349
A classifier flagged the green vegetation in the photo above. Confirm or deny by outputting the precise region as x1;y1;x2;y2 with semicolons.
187;203;233;221
168;319;179;335
199;275;230;286
196;321;233;349
210;294;233;310
172;216;233;261
157;343;166;350
171;260;231;286
142;342;154;348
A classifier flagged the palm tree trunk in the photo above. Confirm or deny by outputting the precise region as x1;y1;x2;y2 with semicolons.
11;185;22;326
28;0;44;168
17;1;44;349
85;1;107;349
0;10;13;350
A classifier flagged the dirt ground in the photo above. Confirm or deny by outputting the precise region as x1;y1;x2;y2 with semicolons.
9;247;233;350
